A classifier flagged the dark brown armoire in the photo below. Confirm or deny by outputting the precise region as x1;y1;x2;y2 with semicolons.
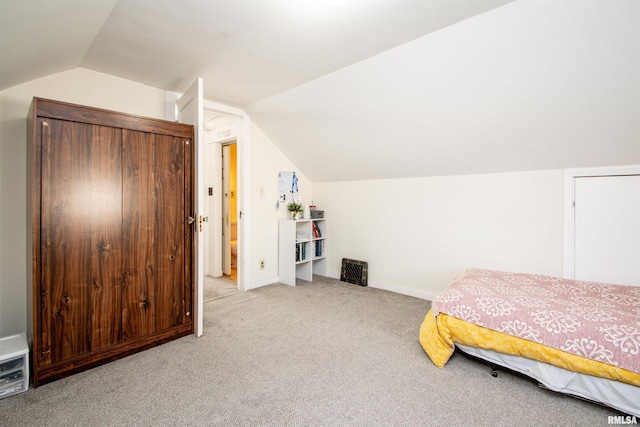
28;98;194;387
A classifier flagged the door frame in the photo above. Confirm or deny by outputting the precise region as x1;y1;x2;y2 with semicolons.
171;84;251;338
202;100;250;292
562;164;640;280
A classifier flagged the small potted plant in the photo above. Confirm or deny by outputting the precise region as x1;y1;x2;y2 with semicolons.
287;201;302;220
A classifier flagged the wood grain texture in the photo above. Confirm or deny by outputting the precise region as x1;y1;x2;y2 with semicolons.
152;133;185;331
37;118;51;366
33;323;193;387
30;97;194;386
89;124;122;351
33;98;192;138
122;131;188;338
26;102;39;362
41;118;92;363
40;119;122;364
122;129;156;340
183;138;193;321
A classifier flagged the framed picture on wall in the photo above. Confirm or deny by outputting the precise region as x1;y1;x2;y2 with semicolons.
278;171;299;204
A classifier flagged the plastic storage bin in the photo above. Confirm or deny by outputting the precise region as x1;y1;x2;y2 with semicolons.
0;333;29;399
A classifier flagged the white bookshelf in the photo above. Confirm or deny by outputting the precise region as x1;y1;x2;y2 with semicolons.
278;218;327;286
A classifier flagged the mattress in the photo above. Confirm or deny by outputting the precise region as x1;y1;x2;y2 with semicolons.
419;268;640;415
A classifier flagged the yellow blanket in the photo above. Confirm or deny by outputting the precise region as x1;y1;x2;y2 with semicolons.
419;309;640;387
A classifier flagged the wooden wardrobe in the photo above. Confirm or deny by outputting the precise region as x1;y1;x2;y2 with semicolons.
28;98;194;387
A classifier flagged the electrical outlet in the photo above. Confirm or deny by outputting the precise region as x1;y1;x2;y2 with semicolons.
260;260;265;270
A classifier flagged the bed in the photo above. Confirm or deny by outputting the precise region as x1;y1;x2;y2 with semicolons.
419;268;640;416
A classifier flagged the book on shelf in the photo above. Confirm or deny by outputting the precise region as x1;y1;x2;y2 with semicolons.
296;243;306;262
312;221;321;238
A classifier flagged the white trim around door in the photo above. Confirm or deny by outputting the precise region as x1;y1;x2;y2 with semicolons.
563;164;640;282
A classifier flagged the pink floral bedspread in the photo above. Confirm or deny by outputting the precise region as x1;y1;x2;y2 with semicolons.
433;269;640;375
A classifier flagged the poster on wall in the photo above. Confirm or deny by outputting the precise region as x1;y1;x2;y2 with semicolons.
278;171;299;204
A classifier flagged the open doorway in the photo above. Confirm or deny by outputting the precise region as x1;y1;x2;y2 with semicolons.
173;80;250;335
202;111;240;300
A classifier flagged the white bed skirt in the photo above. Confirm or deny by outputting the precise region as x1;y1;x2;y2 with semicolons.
456;343;640;417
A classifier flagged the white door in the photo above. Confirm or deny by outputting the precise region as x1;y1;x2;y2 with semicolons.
573;174;640;286
177;77;205;337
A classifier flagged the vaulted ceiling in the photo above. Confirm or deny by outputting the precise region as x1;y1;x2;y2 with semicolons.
0;0;512;105
1;0;639;181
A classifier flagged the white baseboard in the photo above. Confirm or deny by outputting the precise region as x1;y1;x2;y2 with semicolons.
325;271;436;301
248;272;437;302
368;281;436;301
246;276;279;291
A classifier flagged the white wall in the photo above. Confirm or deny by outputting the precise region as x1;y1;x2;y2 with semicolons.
313;170;564;300
247;122;312;288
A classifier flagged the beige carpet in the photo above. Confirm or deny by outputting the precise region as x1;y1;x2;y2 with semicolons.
203;276;239;302
0;276;622;426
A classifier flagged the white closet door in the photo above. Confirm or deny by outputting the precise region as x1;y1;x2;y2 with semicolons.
574;174;640;286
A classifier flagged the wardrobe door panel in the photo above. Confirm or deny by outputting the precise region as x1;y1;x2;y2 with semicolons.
89;124;123;350
153;133;187;331
40;119;122;366
122;130;156;340
121;130;188;340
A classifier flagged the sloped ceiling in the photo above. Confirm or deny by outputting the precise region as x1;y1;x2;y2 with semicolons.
0;0;512;105
1;0;638;182
247;0;640;181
